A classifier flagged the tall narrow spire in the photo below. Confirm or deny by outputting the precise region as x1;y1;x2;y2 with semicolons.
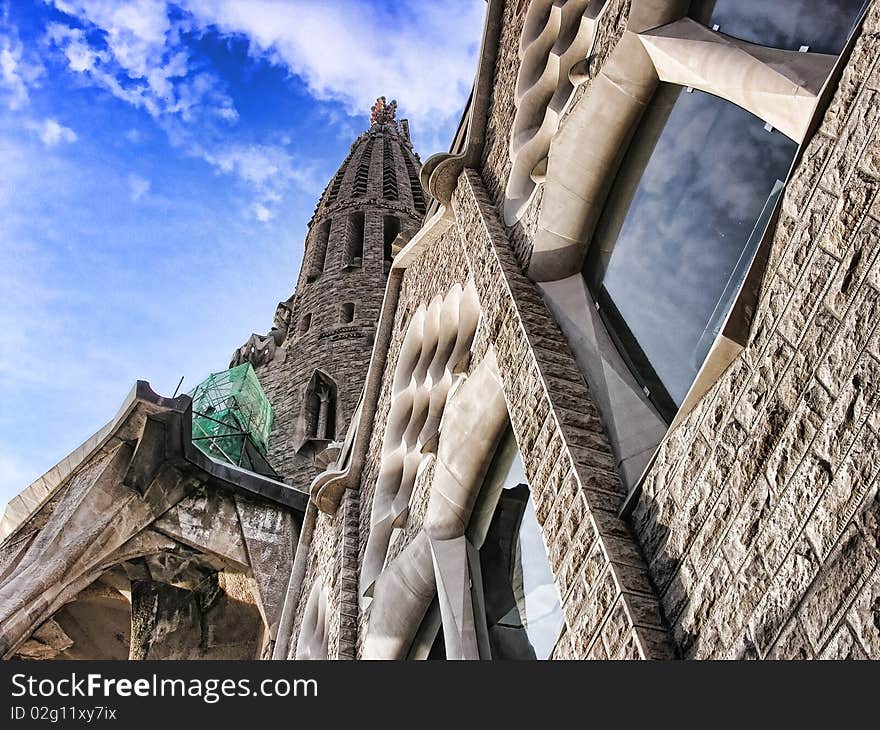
229;95;430;489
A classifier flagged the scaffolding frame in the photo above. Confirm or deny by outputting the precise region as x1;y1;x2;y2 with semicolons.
189;363;278;478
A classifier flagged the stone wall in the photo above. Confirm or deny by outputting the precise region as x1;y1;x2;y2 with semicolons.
451;169;672;658
631;5;880;659
289;507;342;659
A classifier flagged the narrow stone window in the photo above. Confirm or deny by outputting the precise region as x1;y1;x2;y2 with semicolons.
325;170;343;206
339;302;355;324
306;219;331;282
304;371;337;441
298;313;311;337
404;153;426;216
347;211;365;266
383;215;400;263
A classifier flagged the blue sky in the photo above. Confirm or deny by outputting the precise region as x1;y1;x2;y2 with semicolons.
0;0;484;506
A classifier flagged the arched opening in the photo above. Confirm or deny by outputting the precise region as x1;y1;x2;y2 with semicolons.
339;302;355;324
298;313;312;337
303;371;338;442
383;215;400;263
306;219;331;282
346;212;365;267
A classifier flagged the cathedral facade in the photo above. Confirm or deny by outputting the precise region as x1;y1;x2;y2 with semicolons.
2;0;880;661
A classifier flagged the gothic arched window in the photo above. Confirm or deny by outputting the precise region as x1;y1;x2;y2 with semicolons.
303;371;337;442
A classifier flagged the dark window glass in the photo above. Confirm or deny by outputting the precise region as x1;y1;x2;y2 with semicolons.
691;0;866;55
480;450;564;660
585;86;797;414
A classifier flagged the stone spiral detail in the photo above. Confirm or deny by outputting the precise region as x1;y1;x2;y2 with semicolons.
360;281;481;599
504;0;607;224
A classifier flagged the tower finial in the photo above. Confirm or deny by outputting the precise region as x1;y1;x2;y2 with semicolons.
370;96;398;126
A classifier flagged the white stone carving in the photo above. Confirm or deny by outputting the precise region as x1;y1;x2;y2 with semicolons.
505;0;608;224
360;281;481;600
363;349;511;660
294;580;329;660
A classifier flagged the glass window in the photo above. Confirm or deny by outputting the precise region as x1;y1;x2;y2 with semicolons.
585;85;798;417
479;450;564;660
691;0;866;55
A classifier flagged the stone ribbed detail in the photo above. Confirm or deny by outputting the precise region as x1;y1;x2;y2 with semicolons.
337;489;360;660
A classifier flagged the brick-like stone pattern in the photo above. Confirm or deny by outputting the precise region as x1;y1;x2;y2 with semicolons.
631;6;880;659
288;487;360;660
480;0;630;268
289;506;341;659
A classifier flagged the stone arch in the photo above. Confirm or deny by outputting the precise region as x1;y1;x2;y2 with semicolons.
297;370;339;451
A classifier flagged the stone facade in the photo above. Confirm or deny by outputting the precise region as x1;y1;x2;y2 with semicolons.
3;0;880;662
279;0;880;661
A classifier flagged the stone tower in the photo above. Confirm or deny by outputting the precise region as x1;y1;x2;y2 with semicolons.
231;97;428;489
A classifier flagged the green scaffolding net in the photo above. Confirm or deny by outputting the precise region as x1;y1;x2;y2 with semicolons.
189;363;278;478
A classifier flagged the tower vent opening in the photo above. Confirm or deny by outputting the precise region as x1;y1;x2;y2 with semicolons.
354;138;375;198
307;219;331;281
347;211;365;266
382;140;399;200
383;215;400;263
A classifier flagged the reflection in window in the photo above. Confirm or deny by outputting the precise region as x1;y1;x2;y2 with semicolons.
479;450;564;660
691;0;866;55
585;85;798;418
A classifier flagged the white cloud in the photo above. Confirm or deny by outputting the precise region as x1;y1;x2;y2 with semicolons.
198;2;479;111
0;31;44;110
27;117;78;146
179;0;483;136
44;2;238;123
127;172;151;201
252;202;272;222
43;0;483;140
202;142;323;219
